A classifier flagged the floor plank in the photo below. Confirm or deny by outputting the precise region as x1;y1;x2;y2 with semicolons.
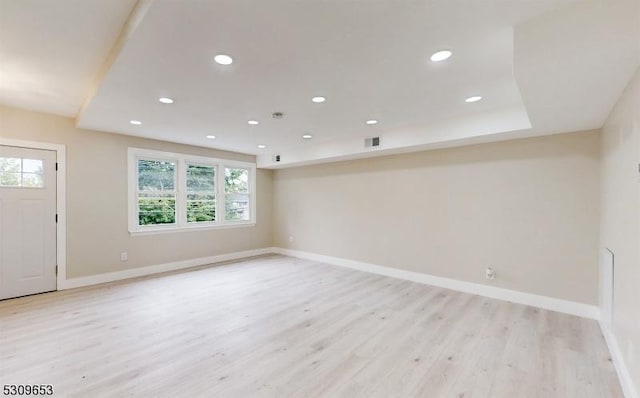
0;254;623;397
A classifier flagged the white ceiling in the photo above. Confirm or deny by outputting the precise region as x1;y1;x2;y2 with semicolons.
1;0;639;168
0;0;136;117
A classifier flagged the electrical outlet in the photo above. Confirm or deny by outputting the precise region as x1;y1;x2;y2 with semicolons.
289;236;294;243
485;267;495;280
120;252;128;262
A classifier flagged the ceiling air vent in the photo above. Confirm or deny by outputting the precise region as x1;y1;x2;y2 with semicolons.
365;137;380;148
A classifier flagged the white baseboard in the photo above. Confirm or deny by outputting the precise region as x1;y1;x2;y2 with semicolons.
61;247;274;290
272;247;600;320
600;322;639;398
63;246;601;320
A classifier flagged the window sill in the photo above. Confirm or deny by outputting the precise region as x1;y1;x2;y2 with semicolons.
129;222;256;236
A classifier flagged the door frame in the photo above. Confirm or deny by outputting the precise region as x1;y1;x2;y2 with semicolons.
0;138;67;290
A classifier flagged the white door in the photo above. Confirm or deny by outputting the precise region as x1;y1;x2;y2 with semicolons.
0;145;57;300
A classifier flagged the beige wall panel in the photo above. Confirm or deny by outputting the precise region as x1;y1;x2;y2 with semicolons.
600;68;640;393
273;130;601;305
0;105;273;278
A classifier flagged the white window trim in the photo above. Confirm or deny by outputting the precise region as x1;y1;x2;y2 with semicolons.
128;147;256;236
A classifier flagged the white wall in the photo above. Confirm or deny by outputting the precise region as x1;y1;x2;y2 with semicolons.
0;104;273;278
600;67;640;396
273;130;601;304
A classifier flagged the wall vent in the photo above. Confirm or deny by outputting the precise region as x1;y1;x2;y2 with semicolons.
365;137;381;148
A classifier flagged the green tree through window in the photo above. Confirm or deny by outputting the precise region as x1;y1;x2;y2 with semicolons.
130;149;255;231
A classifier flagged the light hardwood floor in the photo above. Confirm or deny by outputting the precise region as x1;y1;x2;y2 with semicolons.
0;255;622;397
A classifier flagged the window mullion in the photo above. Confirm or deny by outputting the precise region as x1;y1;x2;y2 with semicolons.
251;167;256;222
177;158;186;227
135;156;141;228
218;164;225;224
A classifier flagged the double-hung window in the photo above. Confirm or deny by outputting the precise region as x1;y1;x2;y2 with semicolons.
224;167;251;221
186;163;216;223
137;159;177;226
128;148;256;234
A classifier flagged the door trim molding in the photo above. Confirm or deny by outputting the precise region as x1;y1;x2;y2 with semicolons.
0;138;67;291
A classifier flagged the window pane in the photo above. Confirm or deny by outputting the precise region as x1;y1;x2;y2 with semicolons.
187;164;215;192
22;173;44;188
138;198;176;225
0;157;21;173
22;159;43;174
225;193;250;221
138;159;175;191
225;168;249;193
187;164;216;223
0;172;21;187
187;200;215;222
187;192;215;223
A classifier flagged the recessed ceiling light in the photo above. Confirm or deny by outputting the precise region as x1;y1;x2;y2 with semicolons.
248;120;259;125
214;54;233;65
158;97;174;104
465;96;482;103
302;134;313;139
257;144;266;149
206;135;216;139
312;96;326;103
430;50;452;62
365;119;378;125
129;120;142;125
